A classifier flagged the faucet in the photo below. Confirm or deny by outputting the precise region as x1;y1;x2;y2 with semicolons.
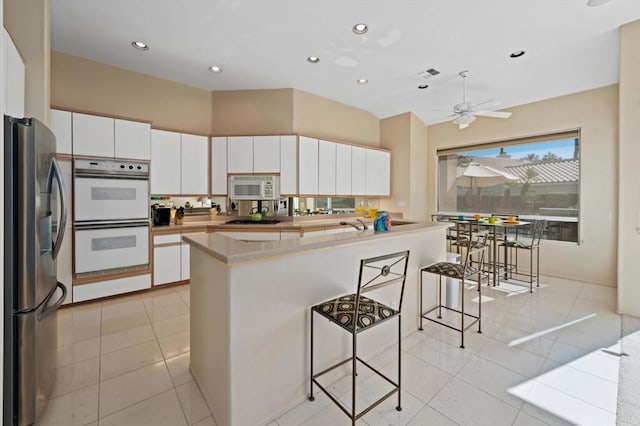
340;219;368;231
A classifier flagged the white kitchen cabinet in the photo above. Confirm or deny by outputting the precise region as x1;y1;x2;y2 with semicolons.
227;136;254;173
151;129;181;194
302;230;325;238
280;135;297;195
351;146;366;195
50;109;73;155
72;113;115;158
3;29;25;118
298;136;318;195
73;274;151;302
253;135;280;173
318;140;336;195
114;119;151;160
365;149;391;196
336;143;352;195
154;244;182;285
181;133;208;195
211;137;228;195
181;242;190;281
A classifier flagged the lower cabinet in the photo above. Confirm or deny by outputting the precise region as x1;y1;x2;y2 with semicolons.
181;242;190;281
153;231;201;285
73;274;151;302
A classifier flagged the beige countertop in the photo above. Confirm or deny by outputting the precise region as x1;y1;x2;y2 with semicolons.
182;221;447;264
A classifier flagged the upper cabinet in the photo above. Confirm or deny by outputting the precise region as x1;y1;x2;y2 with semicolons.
351;146;366;195
151;129;208;195
114;119;151;160
72;113;115;158
211;137;228;195
50;109;72;154
66;111;151;160
4;29;25;118
151;129;181;194
181;134;208;195
280;135;297;195
365;149;391;196
253;136;280;173
335;143;352;196
318;140;336;195
298;136;319;195
227;136;254;173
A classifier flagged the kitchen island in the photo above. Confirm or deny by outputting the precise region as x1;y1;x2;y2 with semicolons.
183;222;447;425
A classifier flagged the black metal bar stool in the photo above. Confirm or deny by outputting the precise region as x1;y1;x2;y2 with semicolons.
419;235;488;348
309;250;410;425
500;220;546;293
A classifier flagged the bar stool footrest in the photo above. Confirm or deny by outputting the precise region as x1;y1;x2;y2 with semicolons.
420;305;480;333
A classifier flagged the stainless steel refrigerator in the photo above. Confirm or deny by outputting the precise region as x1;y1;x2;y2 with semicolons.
3;116;68;425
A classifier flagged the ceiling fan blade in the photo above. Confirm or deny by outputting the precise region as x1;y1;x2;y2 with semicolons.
459;122;470;130
474;110;512;118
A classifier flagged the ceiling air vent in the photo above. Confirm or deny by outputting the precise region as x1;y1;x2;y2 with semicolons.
417;67;441;79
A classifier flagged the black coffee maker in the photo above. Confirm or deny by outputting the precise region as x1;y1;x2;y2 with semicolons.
151;204;171;226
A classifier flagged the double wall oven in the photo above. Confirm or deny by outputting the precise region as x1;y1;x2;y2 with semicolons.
73;159;150;276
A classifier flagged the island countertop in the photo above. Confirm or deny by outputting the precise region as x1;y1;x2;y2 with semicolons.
182;221;447;264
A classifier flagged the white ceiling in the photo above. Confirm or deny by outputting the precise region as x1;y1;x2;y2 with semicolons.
50;0;640;125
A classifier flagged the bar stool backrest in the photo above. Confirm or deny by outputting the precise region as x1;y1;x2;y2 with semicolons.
530;220;547;247
354;251;410;330
461;234;488;273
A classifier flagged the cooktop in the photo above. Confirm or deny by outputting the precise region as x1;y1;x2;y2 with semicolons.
225;219;281;225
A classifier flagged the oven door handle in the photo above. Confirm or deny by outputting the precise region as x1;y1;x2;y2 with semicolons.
74;221;150;230
49;158;67;260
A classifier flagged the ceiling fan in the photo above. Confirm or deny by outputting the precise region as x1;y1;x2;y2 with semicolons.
442;71;512;130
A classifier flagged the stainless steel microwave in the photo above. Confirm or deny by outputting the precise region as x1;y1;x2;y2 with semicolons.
229;175;280;200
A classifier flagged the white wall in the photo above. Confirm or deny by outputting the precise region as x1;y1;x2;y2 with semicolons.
617;20;640;316
427;85;618;287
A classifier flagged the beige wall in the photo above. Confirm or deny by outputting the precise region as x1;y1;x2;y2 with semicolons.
211;89;293;135
428;85;619;286
4;0;49;123
51;51;213;135
293;89;380;147
618;21;640;316
379;112;429;220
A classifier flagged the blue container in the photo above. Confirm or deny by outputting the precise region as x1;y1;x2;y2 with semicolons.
374;211;391;232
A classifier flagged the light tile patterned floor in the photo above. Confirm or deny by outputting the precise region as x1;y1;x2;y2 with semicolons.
40;276;640;425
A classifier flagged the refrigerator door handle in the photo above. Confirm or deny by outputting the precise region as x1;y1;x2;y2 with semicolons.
38;282;67;321
49;158;67;260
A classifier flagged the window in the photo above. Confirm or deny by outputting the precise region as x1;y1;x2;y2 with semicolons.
437;130;580;242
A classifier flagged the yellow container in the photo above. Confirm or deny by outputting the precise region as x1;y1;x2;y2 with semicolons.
368;208;378;218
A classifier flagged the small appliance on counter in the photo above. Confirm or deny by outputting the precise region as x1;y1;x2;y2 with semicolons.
151;204;171;226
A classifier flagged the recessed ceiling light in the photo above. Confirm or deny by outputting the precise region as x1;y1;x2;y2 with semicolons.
208;65;222;73
352;23;368;34
307;56;320;64
587;0;611;7
131;41;149;50
510;50;525;58
357;79;368;85
418;84;429;89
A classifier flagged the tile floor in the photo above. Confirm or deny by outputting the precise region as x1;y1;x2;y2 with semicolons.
40;276;640;425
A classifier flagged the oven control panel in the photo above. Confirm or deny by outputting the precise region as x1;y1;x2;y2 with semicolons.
74;159;149;175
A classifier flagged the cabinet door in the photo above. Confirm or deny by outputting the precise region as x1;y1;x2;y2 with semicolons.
365;149;391;196
4;29;25;118
211;137;228;195
181;133;208;195
153;245;182;285
50;109;73;154
181;242;190;281
253;135;280;173
72;113;115;158
336;143;352;195
318;140;336;195
298;136;318;195
351;146;366;195
227;136;254;173
280;135;297;195
151;129;181;194
114;119;151;160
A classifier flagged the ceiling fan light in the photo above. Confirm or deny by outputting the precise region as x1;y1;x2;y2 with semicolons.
452;114;476;125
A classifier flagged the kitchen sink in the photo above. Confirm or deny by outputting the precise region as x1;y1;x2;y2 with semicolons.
390;220;416;226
